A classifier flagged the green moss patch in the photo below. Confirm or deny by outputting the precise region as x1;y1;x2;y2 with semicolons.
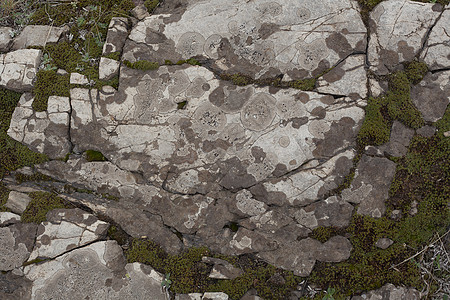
32;70;70;112
103;51;121;61
357;96;392;146
15;172;53;184
21;191;71;223
123;60;159;70
0;184;10;212
144;0;159;13
85;150;107;162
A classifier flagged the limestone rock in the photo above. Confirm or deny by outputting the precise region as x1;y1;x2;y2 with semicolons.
411;71;450;122
421;9;450;71
368;0;440;75
375;238;394;249
202;292;229;300
0;212;21;225
24;240;167;300
202;257;243;279
124;0;366;79
12;25;67;50
99;57;120;80
0;49;41;91
317;55;367;99
342;155;397;218
352;283;421;300
7;94;71;159
103;17;129;55
176;294;204;300
378;121;415;157
28;208;109;260
132;4;150;20
5;191;31;214
0;27;13;51
0;272;32;300
70;72;89;85
0;223;37;271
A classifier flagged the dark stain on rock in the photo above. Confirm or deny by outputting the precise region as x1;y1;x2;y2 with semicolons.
251;146;266;163
219;158;256;191
272;163;288;177
323;66;345;83
209;85;225;107
295;92;310;103
325;33;352;59
379;49;399;73
313;117;356;157
286;68;309;81
258;23;280;39
320;95;334;105
311;106;326;119
397;40;415;62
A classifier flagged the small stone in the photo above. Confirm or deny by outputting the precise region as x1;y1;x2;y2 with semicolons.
5;191;31;214
444;131;450;137
70;72;89;85
417;125;436;137
375;238;394;249
202;257;243;280
390;209;402;220
99;57;120;81
410;200;418;216
132;4;150;20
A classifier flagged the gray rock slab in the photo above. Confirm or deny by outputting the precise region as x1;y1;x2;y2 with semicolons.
421;8;450;71
99;57;120;80
202;257;243;280
124;0;366;79
0;49;41;91
24;240;167;300
0;212;21;225
368;0;441;75
0;223;37;271
70;72;89;85
378;120;415;157
28;208;109;260
317;55;367;99
411;71;450;122
416;125;436;137
0;27;13;51
103;17;129;55
0;272;32;300
12;25;67;50
5;191;31;214
7;94;71;159
352;283;421;300
342;155;397;218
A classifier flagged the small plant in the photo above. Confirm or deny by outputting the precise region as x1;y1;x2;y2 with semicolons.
161;273;172;290
322;287;336;300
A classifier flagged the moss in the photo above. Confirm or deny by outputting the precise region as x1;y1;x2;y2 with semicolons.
15;172;53;184
123;60;159;70
107;225;129;245
177;101;187;109
310;226;341;243
164;60;174;65
22;257;50;266
0;184;10;212
185;58;201;66
224;221;239;232
144;0;159;13
288;78;316;91
405;61;428;85
44;42;82;72
21;191;71;223
103;51;121;61
85;150;107;162
32;70;70;112
220;73;254;86
357;97;391;147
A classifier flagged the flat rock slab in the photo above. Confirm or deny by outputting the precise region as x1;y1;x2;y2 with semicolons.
12;25;67;50
5;190;31;214
24;240;167;300
352;283;421;300
125;0;366;79
368;0;442;74
421;8;450;70
0;212;21;225
28;208;109;260
0;49;41;92
0;223;37;271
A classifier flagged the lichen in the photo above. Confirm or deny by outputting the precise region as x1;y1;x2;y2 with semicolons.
21;191;71;223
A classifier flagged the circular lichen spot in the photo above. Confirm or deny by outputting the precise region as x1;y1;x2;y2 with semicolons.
204;34;222;59
241;93;276;131
192;103;227;139
297;7;311;22
176;32;206;58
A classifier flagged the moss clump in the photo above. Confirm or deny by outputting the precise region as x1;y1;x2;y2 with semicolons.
405;61;428;85
123;60;159;70
15;172;53;184
108;225;129;245
103;52;121;61
164;60;174;65
144;0;159;12
175;58;202;66
0;184;10;212
310;226;341;243
288;78;316;91
44;41;82;72
32;70;70;112
220;73;254;86
85;150;107;162
357;97;391;146
21;191;71;223
0;88;48;177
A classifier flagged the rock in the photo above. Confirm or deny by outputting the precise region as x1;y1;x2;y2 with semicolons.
202;257;243;279
176;294;204;300
0;272;32;300
24;240;168;299
102;17;129;55
411;71;450;122
28;208;109;260
12;25;67;50
0;49;41;91
0;27;13;51
99;57;120;80
352;283;421;300
124;0;366;79
342;155;397;218
421;9;450;71
0;223;37;271
7;94;71;159
368;0;440;74
444;130;450;137
70;72;89;85
375;238;394;249
240;289;263;300
132;4;150;20
203;292;229;300
416;125;436;138
0;212;21;225
378;121;415;157
317;55;367;99
5;191;31;214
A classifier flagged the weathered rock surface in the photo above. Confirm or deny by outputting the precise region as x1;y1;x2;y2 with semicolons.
378;121;415;157
7;93;71;159
375;237;394;249
103;17;129;55
368;0;441;74
28;208;109;260
5;190;31;214
0;272;32;300
352;283;421;300
24;240;168;299
421;8;450;71
0;212;21;225
70;72;89;85
341;155;396;218
99;57;120;80
0;49;41;91
11;25;67;50
0;27;13;51
125;0;366;79
202;257;243;280
0;223;37;271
